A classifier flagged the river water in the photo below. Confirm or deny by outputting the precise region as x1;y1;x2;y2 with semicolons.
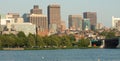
0;49;120;61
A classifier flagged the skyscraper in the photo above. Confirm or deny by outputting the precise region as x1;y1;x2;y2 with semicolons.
30;5;42;14
69;15;83;30
29;14;48;31
83;12;97;30
47;4;61;31
29;5;48;36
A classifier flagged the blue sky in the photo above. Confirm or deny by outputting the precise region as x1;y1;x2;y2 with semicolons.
0;0;120;27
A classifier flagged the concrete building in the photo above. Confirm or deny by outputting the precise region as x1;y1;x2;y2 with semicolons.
116;21;120;31
0;18;14;25
60;21;66;33
30;5;42;14
6;13;23;23
83;12;97;30
6;13;20;19
12;23;36;35
96;23;104;30
48;4;61;31
29;14;48;32
112;16;120;27
15;18;24;23
83;19;91;30
69;15;83;31
2;23;36;36
29;5;49;36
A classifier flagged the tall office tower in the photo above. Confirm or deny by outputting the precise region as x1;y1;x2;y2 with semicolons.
30;5;42;14
69;15;83;31
83;12;97;30
83;19;91;30
29;14;48;31
29;5;48;36
47;4;61;31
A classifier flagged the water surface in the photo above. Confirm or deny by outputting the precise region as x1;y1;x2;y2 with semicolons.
0;49;120;61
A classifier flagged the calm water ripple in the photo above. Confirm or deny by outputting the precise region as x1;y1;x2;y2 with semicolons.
0;49;120;61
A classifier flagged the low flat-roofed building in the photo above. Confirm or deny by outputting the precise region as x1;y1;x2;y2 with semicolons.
12;23;36;36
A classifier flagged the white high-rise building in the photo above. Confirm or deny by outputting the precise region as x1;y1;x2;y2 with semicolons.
112;16;120;28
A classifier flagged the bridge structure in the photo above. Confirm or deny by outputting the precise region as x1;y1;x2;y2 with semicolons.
90;37;120;48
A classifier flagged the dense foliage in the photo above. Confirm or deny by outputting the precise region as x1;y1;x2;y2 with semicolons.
0;32;91;49
100;30;116;39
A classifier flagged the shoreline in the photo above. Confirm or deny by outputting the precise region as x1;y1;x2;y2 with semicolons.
0;47;100;50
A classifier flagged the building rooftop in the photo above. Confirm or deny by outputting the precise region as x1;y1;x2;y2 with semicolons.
29;14;47;17
48;4;60;8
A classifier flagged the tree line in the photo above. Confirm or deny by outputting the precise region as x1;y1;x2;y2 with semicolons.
0;31;90;49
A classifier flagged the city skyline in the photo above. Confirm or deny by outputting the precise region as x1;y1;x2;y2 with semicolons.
0;0;120;27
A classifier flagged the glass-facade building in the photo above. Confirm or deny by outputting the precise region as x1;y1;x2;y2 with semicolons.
83;19;91;30
83;12;97;30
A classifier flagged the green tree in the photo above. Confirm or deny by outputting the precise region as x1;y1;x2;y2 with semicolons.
106;31;115;38
36;35;45;48
17;31;27;47
100;31;116;39
43;36;50;48
27;33;36;48
78;38;90;48
60;36;72;48
68;34;76;42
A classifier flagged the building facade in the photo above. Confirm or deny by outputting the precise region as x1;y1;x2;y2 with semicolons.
112;16;120;28
29;5;49;36
83;12;97;30
83;19;91;30
29;14;48;32
60;21;66;33
30;5;42;14
96;23;104;30
12;23;36;35
116;21;120;31
112;16;120;31
48;4;61;31
22;13;30;22
69;15;83;31
6;13;20;19
6;13;23;23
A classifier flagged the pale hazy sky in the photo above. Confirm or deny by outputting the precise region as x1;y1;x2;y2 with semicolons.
0;0;120;27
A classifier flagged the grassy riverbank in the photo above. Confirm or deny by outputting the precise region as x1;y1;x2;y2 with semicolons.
24;47;100;50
